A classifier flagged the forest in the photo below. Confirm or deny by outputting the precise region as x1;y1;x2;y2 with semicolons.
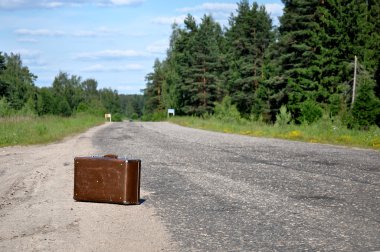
1;0;379;130
143;0;380;128
0;52;144;120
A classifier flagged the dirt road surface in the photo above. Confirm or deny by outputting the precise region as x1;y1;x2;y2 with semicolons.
0;123;176;252
1;121;379;251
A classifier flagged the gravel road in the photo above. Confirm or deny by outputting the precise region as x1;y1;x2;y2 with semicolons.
93;122;380;252
1;121;379;251
0;123;176;252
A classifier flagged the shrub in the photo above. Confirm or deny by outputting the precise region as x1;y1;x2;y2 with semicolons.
275;105;292;127
112;113;123;122
0;97;12;117
141;111;166;121
76;99;106;116
57;99;72;117
299;100;323;124
352;79;380;129
213;96;241;122
131;113;139;120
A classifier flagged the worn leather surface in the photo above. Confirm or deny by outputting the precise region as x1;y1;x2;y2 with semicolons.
74;155;141;205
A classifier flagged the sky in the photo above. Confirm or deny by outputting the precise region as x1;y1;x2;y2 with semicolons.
0;0;283;94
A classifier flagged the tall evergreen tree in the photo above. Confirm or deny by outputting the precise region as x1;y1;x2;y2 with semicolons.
225;0;273;116
317;0;380;115
277;0;323;121
143;59;165;114
181;15;223;115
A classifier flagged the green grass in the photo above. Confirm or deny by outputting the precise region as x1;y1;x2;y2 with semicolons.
169;116;380;150
0;113;104;147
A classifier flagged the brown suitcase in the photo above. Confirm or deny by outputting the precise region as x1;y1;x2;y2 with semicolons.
74;154;141;205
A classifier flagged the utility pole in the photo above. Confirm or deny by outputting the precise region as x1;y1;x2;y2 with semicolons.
351;55;357;108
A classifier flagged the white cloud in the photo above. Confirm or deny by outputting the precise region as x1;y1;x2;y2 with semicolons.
176;2;283;26
17;38;39;43
115;85;145;93
12;48;41;58
109;0;143;6
15;27;119;37
0;0;144;9
264;3;283;26
265;3;283;17
72;27;119;37
152;15;188;25
146;40;168;54
83;63;144;72
42;1;64;8
75;49;148;60
9;48;48;67
15;28;65;36
177;3;236;13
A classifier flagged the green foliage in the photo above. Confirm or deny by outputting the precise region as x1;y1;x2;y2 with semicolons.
213;96;241;122
299;100;324;124
0;52;127;119
112;113;123;122
120;94;144;119
275;105;292;127
76;99;106;116
225;1;274;116
143;59;165;114
169;116;380;150
0;114;104;147
0;53;36;111
0;97;12;116
141;111;167;121
352;78;380;129
140;0;379;127
131;113;139;120
57;98;72;117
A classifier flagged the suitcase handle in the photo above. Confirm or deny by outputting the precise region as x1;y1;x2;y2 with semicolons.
104;154;118;159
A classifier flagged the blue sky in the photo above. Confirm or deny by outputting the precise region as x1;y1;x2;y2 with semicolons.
1;0;283;94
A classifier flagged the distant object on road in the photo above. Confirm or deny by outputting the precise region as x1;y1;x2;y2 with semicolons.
167;109;175;117
105;113;112;122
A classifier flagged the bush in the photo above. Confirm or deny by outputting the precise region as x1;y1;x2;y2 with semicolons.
112;113;123;122
352;80;380;129
213;96;241;122
275;105;292;127
57;99;72;117
76;99;106;116
299;100;323;124
0;97;12;117
141;111;166;121
131;113;139;120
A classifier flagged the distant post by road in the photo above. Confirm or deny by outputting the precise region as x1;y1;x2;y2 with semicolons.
105;113;112;122
167;109;175;117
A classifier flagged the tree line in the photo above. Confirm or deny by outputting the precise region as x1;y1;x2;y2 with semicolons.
143;0;380;128
0;52;144;118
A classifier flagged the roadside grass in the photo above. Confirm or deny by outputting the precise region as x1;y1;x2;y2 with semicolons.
0;113;104;147
168;116;380;150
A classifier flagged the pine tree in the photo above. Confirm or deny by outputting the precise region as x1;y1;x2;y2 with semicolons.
318;0;380;115
183;15;223;115
143;59;165;114
225;0;273;116
171;14;223;116
352;78;380;128
277;0;322;121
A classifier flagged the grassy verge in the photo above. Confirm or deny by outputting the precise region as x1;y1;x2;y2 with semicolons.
0;113;104;147
169;116;380;150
